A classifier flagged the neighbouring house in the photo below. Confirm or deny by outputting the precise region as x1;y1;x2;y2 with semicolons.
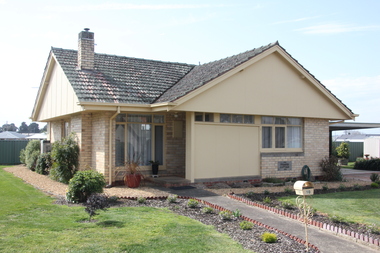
0;131;27;140
334;133;380;160
31;29;357;186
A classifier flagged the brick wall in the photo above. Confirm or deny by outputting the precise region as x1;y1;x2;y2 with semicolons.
91;112;111;177
261;118;329;179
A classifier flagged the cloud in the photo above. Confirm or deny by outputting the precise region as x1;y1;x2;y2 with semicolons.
296;23;380;34
273;16;321;25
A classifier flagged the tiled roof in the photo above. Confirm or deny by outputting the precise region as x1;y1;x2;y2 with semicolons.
52;48;195;104
156;42;278;103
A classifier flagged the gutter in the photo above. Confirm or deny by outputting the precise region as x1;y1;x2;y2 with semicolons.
108;106;120;187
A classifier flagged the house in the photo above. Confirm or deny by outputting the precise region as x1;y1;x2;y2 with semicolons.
31;29;357;186
333;133;380;161
0;131;27;140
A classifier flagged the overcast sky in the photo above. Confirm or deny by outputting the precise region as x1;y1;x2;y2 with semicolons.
0;0;379;133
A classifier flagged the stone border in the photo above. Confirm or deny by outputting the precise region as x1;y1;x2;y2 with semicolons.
119;195;320;252
228;193;380;248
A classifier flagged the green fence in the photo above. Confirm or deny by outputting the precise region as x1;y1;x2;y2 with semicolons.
333;141;364;162
0;140;29;165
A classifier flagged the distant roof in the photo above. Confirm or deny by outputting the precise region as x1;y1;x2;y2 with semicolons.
330;122;380;131
26;133;47;139
0;131;26;139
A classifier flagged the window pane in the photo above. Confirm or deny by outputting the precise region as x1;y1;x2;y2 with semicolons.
261;116;273;124
275;127;285;148
220;114;231;123
153;115;165;123
262;126;272;148
127;114;152;123
115;124;125;166
154;126;164;165
232;114;243;123
287;126;302;148
116;114;126;122
195;112;203;121
275;117;286;125
205;113;214;122
244;115;254;124
287;118;302;125
127;124;152;165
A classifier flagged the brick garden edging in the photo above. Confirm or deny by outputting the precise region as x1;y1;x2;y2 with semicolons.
119;195;320;252
227;193;380;249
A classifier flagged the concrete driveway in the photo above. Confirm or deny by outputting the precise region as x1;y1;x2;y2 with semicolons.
342;168;380;182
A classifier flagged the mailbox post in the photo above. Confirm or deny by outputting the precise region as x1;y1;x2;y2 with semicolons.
294;181;314;252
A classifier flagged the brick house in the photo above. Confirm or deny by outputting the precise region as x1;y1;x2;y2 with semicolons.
31;29;357;185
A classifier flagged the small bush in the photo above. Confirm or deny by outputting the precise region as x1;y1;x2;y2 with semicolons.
84;193;110;221
322;184;329;191
338;184;346;191
371;182;379;188
167;194;178;203
370;173;380;182
219;210;233;220
24;140;41;171
137;197;146;204
281;200;294;210
232;209;241;218
261;232;277;243
245;191;255;198
108;195;119;204
354;158;380;171
202;207;214;214
284;187;293;194
66;170;106;203
368;224;380;235
35;153;52;175
320;156;342;181
352;184;362;190
330;215;345;224
336;142;350;160
240;221;253;230
187;199;199;208
263;196;271;204
19;149;26;164
263;189;270;195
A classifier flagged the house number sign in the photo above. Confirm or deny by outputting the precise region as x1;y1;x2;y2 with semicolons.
278;161;292;171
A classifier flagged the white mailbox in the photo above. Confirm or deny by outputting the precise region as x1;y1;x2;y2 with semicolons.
294;181;314;196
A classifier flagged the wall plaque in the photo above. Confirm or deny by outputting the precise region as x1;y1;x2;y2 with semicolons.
278;161;292;171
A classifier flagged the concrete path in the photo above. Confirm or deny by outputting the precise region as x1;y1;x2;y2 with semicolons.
342;168;380;182
161;187;379;253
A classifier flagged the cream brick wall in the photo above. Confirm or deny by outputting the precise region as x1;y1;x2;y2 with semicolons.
91;112;111;177
261;118;329;179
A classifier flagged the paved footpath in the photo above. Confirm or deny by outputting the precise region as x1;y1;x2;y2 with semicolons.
165;187;379;253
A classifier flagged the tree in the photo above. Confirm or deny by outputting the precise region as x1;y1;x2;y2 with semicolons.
2;123;18;132
28;123;40;133
18;122;29;133
41;124;48;133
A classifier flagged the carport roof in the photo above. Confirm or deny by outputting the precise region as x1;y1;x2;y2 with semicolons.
329;122;380;131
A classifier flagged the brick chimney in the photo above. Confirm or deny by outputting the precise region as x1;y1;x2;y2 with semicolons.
78;28;94;70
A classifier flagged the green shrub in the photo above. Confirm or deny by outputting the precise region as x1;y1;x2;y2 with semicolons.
263;196;271;204
245;191;255;198
232;209;241;218
320;156;342;181
261;232;277;243
84;193;110;221
219;210;233;220
370;173;380;182
338;184;346;191
66;170;106;203
24;140;41;171
35;153;52;175
336;142;350;159
330;215;345;224
187;199;199;208
263;189;270;195
50;134;80;183
281;200;294;210
354;158;380;171
239;221;253;230
19;149;26;164
137;197;146;204
284;187;293;194
371;182;379;188
352;184;362;190
322;184;329;191
202;206;214;214
167;194;178;203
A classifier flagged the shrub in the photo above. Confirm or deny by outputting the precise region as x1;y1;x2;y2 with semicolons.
187;199;199;208
35;153;52;175
330;215;345;224
219;210;233;220
50;134;80;183
370;173;380;182
263;196;271;204
66;170;106;203
84;193;110;221
137;197;146;204
167;194;178;203
232;209;242;218
352;184;362;190
336;142;350;159
354;158;380;171
245;191;255;198
281;200;294;210
371;182;379;188
261;232;277;243
24;140;41;171
338;184;346;191
240;221;253;230
322;184;329;191
368;224;380;235
19;149;26;164
263;189;270;195
284;187;293;194
320;156;342;181
202;207;214;214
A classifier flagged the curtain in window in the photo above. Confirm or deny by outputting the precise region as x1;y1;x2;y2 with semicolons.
275;127;285;148
287;126;302;148
262;127;272;148
127;124;152;165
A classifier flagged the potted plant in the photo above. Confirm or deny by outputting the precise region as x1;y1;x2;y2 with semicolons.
149;160;160;177
124;155;143;188
336;142;350;165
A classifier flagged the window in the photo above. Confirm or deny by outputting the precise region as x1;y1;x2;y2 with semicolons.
115;114;164;166
261;116;302;149
220;114;254;124
195;112;214;122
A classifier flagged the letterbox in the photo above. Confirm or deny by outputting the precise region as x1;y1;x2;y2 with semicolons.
293;181;314;196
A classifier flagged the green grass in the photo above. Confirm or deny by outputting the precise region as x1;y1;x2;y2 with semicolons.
279;189;380;226
341;162;355;169
0;166;249;253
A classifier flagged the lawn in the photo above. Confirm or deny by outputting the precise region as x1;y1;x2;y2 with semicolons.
279;189;380;226
0;166;249;253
